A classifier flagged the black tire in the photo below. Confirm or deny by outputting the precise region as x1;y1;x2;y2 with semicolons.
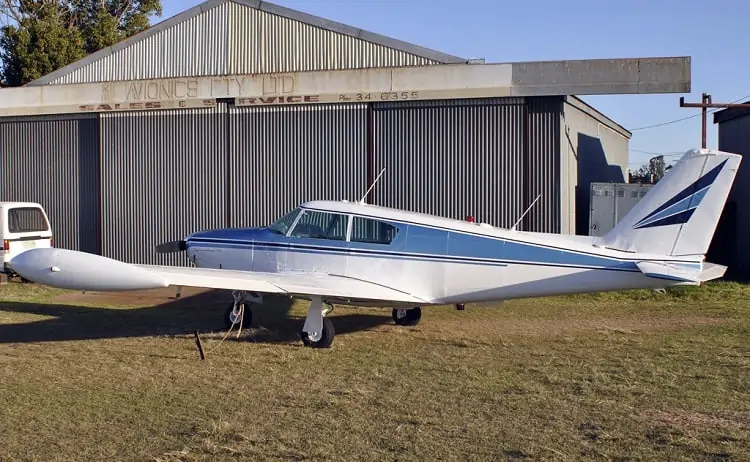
392;307;421;326
224;302;252;329
300;316;335;348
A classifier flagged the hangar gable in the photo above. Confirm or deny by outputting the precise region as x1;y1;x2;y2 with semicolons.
27;0;466;86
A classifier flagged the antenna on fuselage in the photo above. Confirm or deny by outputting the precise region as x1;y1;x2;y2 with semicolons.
510;194;541;231
359;167;386;204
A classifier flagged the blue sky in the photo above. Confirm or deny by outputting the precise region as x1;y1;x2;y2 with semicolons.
159;0;749;170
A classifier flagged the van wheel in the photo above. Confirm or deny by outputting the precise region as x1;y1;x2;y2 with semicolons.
14;274;31;283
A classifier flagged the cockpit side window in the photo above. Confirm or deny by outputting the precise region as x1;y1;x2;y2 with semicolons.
289;210;348;241
268;208;301;235
350;216;398;245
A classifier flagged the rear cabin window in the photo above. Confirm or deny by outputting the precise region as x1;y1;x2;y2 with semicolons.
350;216;398;245
289;210;348;241
7;207;48;233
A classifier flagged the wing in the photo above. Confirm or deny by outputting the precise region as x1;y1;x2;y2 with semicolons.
136;264;429;304
8;247;429;305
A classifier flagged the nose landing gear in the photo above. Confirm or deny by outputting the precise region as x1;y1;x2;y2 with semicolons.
224;290;263;329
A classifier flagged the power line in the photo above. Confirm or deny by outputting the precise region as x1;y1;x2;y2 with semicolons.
628;93;750;131
629;148;684;156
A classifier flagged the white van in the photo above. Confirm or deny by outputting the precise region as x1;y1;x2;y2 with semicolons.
0;202;53;275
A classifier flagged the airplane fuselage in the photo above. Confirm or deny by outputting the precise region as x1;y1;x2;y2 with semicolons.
184;201;701;306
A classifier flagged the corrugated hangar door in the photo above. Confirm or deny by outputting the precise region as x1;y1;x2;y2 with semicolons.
98;104;229;266
228;103;368;228
372;98;529;229
0;113;100;253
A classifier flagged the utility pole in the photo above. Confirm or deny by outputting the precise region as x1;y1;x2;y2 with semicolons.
680;93;750;148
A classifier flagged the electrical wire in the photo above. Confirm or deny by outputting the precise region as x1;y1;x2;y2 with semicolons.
628;93;750;131
629;148;685;156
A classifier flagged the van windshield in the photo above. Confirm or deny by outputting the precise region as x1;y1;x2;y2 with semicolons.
8;207;49;233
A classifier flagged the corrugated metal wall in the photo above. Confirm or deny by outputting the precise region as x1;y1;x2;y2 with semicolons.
525;97;562;233
228;103;368;227
714;117;750;279
225;2;437;75
43;1;439;85
371;97;561;232
0;114;99;252
99;104;229;265
1;95;571;266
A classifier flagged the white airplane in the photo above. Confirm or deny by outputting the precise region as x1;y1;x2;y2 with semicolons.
8;148;741;348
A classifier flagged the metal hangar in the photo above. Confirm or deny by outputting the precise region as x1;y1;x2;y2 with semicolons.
710;106;750;280
0;0;691;266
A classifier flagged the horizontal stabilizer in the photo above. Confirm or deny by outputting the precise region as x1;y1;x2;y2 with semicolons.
636;261;701;284
636;261;727;284
696;262;727;282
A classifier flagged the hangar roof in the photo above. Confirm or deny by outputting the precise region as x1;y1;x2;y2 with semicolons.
713;101;750;125
27;0;468;86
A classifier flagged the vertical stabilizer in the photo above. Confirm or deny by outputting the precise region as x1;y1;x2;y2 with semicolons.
601;148;741;258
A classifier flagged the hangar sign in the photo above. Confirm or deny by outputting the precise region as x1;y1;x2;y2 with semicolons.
235;95;321;106
77;99;217;112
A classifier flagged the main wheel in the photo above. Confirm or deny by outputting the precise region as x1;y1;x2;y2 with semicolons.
392;307;421;326
224;302;252;329
301;317;335;348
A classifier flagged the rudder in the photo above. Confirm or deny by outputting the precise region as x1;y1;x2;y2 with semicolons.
601;148;742;258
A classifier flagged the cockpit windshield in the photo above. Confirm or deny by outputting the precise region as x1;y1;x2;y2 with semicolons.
268;207;301;235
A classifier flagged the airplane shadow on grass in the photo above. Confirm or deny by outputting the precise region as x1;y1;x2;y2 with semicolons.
0;288;395;346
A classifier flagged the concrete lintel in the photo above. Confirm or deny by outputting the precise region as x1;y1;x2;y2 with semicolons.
509;56;691;95
0;57;692;117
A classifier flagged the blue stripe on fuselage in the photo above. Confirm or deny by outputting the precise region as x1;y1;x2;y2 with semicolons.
187;216;703;272
188;239;511;267
188;227;657;273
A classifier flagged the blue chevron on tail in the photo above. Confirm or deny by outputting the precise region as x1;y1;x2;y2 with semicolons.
602;149;741;258
633;159;728;229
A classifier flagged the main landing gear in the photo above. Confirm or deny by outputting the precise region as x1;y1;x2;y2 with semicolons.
223;292;423;349
300;296;336;348
392;307;422;326
223;291;336;348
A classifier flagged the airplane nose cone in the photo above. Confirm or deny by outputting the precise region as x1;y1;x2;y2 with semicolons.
10;248;169;291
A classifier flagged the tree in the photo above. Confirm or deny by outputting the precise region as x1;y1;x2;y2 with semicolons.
0;0;162;87
629;155;671;184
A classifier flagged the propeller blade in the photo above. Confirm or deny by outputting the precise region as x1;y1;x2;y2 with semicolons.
156;240;187;253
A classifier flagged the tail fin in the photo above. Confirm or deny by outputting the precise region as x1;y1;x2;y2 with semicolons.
601;148;741;258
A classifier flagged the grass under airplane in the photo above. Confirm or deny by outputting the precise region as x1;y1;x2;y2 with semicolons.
8;148;741;348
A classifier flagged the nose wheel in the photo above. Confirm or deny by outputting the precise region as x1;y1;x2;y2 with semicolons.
224;290;262;329
392;307;421;326
225;301;252;329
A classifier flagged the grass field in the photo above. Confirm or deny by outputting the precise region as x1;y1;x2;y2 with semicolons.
0;280;749;461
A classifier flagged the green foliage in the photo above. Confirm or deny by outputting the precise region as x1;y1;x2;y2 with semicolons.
0;0;163;87
630;155;672;184
0;2;86;86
